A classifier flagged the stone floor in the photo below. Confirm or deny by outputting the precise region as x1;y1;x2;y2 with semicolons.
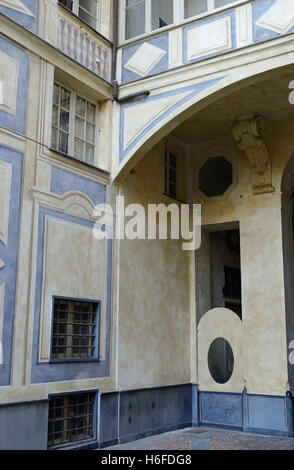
106;427;294;450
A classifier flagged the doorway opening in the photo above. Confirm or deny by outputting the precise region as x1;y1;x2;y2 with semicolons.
196;223;242;322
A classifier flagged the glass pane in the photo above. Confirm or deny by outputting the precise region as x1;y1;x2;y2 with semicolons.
215;0;233;8
126;2;145;39
79;8;97;28
53;84;60;105
59;131;69;153
85;143;95;164
79;0;97;16
52;105;59;127
184;0;208;18
169;153;177;168
169;168;176;184
76;96;86;117
151;0;173;30
60;109;69;132
75;116;85;139
86;122;95;143
208;338;234;384
75;138;85;160
51;127;58;149
60;87;70;110
87;102;96;123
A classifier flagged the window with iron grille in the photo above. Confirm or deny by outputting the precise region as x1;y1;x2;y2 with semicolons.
51;298;99;361
165;150;177;199
48;392;96;448
58;0;99;30
51;82;97;165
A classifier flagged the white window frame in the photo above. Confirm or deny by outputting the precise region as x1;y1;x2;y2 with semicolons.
50;80;100;167
59;0;100;31
120;0;248;43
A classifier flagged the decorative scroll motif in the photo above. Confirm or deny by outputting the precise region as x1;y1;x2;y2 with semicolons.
232;115;274;195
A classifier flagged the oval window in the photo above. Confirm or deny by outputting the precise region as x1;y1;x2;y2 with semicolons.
208;338;234;384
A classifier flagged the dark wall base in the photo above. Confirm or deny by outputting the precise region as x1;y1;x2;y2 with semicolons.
99;386;294;447
99;384;193;447
0;386;292;449
0;400;49;450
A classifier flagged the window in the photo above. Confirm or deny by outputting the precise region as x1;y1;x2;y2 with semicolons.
59;0;99;30
124;0;244;40
125;0;174;40
51;83;97;165
48;392;96;448
51;298;99;361
165;151;177;199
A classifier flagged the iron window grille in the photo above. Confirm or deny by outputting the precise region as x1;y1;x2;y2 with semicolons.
51;82;98;166
48;392;96;448
51;298;99;361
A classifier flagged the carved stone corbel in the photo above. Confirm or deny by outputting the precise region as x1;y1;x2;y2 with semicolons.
232;115;274;195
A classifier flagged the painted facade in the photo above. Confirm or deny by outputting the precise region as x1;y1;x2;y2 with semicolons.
0;0;294;449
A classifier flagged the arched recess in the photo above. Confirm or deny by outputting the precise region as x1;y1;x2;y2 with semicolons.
114;58;294;183
281;153;294;394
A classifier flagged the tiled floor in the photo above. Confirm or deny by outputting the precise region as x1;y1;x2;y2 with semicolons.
105;427;294;450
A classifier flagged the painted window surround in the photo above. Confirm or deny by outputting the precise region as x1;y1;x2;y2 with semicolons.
119;0;250;45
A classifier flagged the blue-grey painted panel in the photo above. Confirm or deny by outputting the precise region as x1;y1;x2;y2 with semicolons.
0;400;48;450
100;392;119;446
119;76;226;163
0;145;23;386
192;384;198;426
31;207;112;384
252;0;294;43
200;391;243;428
247;394;287;434
122;34;169;84
0;0;39;34
183;10;237;65
0;36;29;134
50;166;106;206
119;385;192;442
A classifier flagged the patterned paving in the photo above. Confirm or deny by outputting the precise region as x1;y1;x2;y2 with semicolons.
106;427;294;451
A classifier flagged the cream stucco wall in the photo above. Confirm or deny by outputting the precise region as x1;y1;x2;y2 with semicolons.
117;141;192;390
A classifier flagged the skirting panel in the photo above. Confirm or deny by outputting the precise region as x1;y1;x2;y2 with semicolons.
99;386;294;448
199;391;243;429
0;400;49;450
99;384;194;448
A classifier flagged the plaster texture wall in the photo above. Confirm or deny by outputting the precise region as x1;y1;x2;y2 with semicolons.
117;140;191;390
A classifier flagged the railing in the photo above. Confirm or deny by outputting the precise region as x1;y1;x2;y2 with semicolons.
40;0;111;82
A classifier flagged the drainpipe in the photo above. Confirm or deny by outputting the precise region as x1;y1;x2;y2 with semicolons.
111;0;118;87
111;0;150;104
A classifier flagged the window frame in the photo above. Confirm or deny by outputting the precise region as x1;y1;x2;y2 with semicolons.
58;0;100;32
47;390;98;449
121;0;249;43
49;296;101;363
50;80;100;168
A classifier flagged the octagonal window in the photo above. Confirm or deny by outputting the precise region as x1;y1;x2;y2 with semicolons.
199;156;233;197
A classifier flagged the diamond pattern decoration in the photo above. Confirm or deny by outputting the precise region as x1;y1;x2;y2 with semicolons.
0;259;5;270
256;0;294;35
0;0;35;17
124;42;166;77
